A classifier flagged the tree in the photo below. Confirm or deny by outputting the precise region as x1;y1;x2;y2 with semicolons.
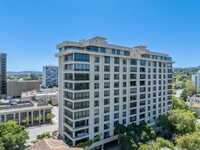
157;109;196;135
22;117;29;124
118;134;137;150
0;121;29;150
138;137;174;150
180;89;188;101
114;123;126;135
175;132;200;150
172;96;187;110
48;99;53;105
46;113;55;121
185;80;196;97
34;114;43;122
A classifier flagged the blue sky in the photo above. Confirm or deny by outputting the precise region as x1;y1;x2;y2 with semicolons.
0;0;200;71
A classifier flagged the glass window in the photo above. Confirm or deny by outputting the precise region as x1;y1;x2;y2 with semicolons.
74;64;90;71
104;66;110;72
131;59;137;65
94;65;99;71
114;58;119;64
94;74;99;80
124;51;130;56
94;57;99;63
114;66;119;72
100;47;106;53
87;46;98;52
104;82;110;88
140;60;146;66
114;74;119;80
74;53;90;62
123;60;127;65
104;90;110;97
117;50;120;55
104;74;110;80
104;57;110;63
94;83;99;89
112;49;115;54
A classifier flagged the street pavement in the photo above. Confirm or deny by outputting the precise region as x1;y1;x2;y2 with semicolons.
175;89;183;99
26;106;59;144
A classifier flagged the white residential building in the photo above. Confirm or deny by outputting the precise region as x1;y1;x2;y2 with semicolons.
55;37;174;149
43;65;58;88
192;71;200;92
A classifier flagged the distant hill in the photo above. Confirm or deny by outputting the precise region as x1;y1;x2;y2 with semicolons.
174;66;200;75
7;71;42;76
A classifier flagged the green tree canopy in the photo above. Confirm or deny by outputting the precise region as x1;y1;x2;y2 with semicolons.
138;137;174;150
0;121;29;150
172;96;187;110
175;132;200;150
185;80;196;97
157;109;196;135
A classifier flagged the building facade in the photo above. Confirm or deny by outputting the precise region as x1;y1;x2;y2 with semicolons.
7;80;40;98
0;100;53;126
0;53;7;98
187;95;200;114
55;37;174;149
42;65;58;88
22;90;58;105
192;71;200;92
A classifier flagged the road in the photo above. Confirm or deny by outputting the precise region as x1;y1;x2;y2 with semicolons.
175;89;183;99
26;106;59;144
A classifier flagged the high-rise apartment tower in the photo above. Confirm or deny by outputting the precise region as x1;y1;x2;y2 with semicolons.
55;37;174;149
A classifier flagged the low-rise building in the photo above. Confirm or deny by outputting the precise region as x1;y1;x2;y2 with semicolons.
0;100;53;126
21;90;58;105
7;80;40;98
187;95;200;114
26;139;83;150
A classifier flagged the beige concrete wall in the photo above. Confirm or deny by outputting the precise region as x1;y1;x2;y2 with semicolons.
7;80;40;97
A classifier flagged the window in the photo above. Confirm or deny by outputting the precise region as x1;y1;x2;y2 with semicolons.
123;82;127;87
114;66;119;72
74;53;90;62
123;60;127;64
74;64;90;71
104;74;110;80
140;60;146;66
114;82;119;88
114;74;119;80
114;90;119;95
124;51;130;56
94;57;99;63
130;67;137;72
94;118;99;124
94;83;99;89
131;59;137;65
104;66;110;72
123;75;127;80
94;92;99;98
94;74;99;80
114;98;119;103
104;107;110;113
94;65;99;71
112;49;115;54
114;58;119;64
94;101;99;107
104;57;110;63
104;99;110;105
94;127;99;133
104;90;110;97
100;47;106;53
123;67;127;72
74;92;89;100
87;46;98;52
104;115;109;121
117;50;120;55
104;82;110;88
114;105;119;111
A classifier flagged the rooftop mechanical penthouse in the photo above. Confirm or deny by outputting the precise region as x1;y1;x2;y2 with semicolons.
55;37;174;149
